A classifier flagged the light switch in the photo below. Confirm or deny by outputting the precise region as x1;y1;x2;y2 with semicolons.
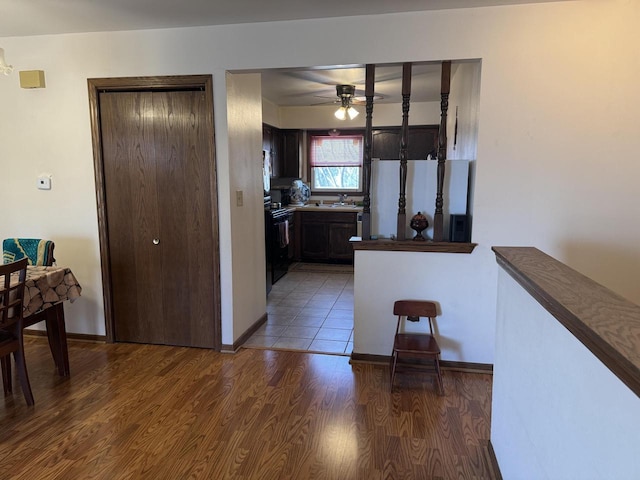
236;190;243;207
37;175;51;190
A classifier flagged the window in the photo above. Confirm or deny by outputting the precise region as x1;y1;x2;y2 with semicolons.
308;132;364;193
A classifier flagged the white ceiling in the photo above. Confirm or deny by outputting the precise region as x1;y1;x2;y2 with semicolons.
258;63;447;107
0;0;566;107
1;0;568;38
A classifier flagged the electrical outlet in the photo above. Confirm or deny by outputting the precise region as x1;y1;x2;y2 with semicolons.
236;190;243;207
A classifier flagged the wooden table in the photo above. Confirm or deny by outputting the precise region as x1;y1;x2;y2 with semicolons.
22;266;82;376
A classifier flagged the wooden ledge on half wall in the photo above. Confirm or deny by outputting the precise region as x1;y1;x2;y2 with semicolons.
350;236;477;254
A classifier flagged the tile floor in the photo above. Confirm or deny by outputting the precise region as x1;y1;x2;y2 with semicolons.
242;268;354;355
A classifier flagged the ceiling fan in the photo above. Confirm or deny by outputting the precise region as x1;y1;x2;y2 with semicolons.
334;84;359;120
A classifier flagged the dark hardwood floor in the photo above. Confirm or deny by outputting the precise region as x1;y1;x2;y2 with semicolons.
0;338;496;479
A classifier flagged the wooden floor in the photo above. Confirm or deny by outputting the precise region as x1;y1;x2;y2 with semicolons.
0;338;496;479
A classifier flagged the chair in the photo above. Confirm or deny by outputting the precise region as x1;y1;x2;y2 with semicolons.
390;300;444;395
3;238;55;266
0;258;34;405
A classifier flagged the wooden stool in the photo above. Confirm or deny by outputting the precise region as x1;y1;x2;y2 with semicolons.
390;300;444;395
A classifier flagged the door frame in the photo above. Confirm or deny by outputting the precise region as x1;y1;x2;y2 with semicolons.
87;75;222;350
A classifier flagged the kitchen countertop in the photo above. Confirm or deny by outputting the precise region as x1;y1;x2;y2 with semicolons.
295;203;363;212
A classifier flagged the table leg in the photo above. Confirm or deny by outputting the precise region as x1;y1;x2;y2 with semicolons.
1;357;11;393
44;304;70;376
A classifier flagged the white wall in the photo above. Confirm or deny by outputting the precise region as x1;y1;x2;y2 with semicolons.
447;61;481;162
262;97;280;127
1;0;639;358
492;269;640;479
225;72;266;344
354;249;496;363
449;61;481;224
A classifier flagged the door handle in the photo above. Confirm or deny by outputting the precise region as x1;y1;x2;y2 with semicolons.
153;238;160;245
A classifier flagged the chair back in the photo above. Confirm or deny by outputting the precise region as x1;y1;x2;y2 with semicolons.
393;300;438;336
393;300;437;318
0;258;28;328
3;238;55;266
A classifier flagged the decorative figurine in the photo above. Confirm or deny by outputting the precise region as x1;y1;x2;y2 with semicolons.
410;212;429;241
289;179;311;206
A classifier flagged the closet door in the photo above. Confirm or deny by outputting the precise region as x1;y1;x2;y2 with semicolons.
100;89;216;348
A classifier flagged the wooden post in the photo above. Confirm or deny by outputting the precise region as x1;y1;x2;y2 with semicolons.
433;61;451;242
397;62;412;241
362;64;375;240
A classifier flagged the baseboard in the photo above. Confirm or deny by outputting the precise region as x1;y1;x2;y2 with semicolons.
350;352;493;374
24;329;106;343
349;352;390;365
221;312;268;353
485;440;503;480
441;360;493;374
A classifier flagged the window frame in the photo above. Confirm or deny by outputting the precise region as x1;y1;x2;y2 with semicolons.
306;129;365;195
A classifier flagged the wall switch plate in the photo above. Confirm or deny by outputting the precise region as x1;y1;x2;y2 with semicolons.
37;175;51;190
236;190;243;207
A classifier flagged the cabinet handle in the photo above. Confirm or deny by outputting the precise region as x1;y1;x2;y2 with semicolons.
152;238;160;245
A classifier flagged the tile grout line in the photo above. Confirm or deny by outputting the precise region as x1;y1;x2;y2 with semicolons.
251;270;354;355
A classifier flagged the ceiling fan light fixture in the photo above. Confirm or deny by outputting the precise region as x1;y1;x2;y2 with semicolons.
334;105;359;121
0;48;13;75
334;84;358;120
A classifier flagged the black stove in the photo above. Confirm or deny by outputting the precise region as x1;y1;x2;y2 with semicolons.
269;207;290;219
264;198;294;293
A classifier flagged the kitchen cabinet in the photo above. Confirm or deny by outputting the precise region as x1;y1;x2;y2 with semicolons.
263;124;301;179
281;129;301;178
262;124;275;177
297;211;358;263
263;124;282;178
372;125;439;160
262;124;272;153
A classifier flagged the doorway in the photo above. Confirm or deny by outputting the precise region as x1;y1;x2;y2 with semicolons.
88;75;221;349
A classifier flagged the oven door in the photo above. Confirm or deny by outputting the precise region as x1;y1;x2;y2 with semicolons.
271;211;291;285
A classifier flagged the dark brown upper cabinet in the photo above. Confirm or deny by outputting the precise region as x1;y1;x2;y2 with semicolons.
372;125;439;160
263;124;301;179
281;129;301;178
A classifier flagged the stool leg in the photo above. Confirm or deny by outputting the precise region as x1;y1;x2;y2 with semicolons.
434;355;444;396
390;351;398;391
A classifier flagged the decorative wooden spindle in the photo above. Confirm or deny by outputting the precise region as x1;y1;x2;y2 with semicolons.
433;61;451;242
396;62;412;241
362;64;375;240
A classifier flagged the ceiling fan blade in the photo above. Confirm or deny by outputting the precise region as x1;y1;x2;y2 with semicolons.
310;98;340;106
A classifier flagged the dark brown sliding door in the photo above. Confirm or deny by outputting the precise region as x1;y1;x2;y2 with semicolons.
98;86;218;348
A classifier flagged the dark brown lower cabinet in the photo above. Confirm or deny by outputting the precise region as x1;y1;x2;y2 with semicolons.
297;211;357;263
328;222;356;261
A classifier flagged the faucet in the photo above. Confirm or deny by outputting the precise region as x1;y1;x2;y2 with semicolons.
338;194;348;205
